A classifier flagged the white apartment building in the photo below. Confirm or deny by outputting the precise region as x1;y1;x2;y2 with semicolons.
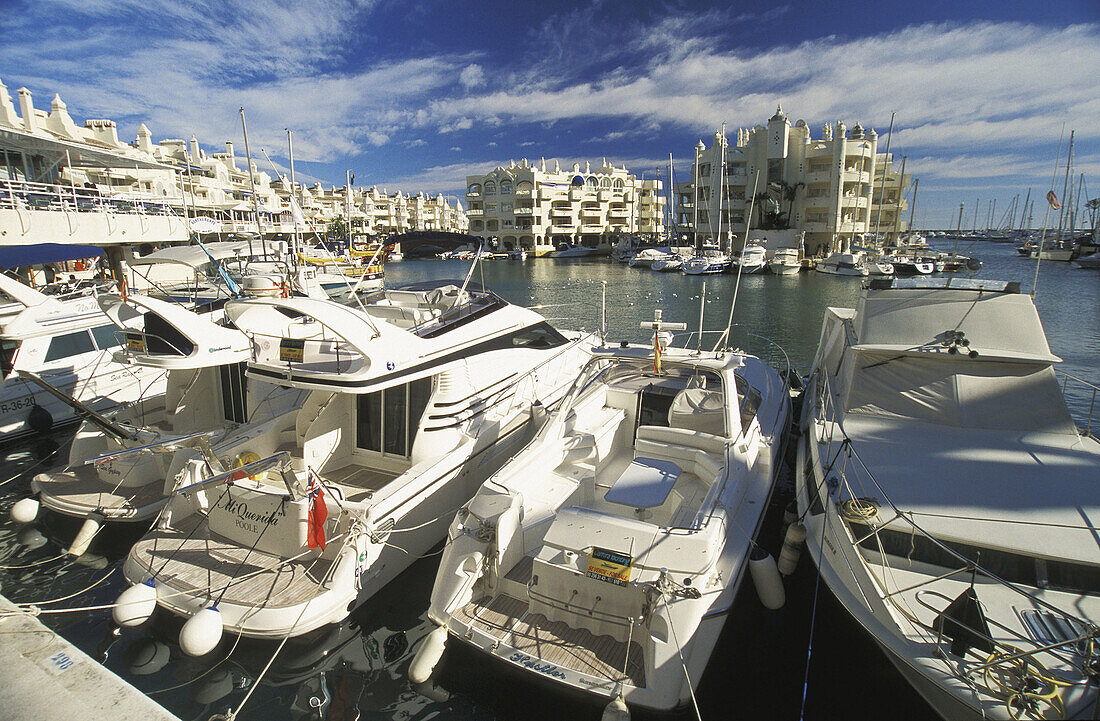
0;81;466;244
675;106;910;255
465;158;664;256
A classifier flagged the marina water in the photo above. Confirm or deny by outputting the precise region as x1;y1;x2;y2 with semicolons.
0;241;1095;720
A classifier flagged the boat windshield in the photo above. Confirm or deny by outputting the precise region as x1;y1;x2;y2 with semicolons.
1;339;19;379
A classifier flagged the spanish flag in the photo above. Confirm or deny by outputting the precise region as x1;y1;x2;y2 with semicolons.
653;330;662;376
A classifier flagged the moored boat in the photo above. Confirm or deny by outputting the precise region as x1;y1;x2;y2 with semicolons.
413;309;793;712
797;277;1099;720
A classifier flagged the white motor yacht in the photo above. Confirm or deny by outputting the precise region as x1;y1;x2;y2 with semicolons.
14;292;307;549
796;277;1099;720
816;252;869;277
413;310;793;712
650;255;683;272
628;248;673;269
732;241;768;274
0;264;167;441
768;248;802;275
681;245;731;275
116;278;594;654
548;243;598;259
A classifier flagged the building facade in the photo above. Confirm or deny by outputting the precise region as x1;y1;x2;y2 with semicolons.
675;106;911;255
465;158;664;255
0;81;466;244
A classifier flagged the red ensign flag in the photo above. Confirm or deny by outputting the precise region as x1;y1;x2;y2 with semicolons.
306;469;328;550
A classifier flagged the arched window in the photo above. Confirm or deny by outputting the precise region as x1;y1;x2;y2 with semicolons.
484;181;496;194
599;177;611;188
585;177;598;190
613;178;625;190
500;180;513;194
467;183;482;194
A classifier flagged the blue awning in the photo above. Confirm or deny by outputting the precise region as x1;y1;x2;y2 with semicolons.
0;243;105;270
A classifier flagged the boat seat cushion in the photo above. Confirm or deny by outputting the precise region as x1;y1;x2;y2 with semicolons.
633;438;722;484
668;388;726;435
636;425;727;454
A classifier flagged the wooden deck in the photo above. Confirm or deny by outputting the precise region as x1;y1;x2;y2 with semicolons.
130;515;333;608
35;466;165;517
461;593;646;687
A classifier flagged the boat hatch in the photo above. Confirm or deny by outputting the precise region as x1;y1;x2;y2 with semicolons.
1019;609;1088;651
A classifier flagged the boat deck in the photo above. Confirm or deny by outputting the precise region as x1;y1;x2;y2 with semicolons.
34;466;165;518
460;592;646;688
322;463;399;501
129;515;332;608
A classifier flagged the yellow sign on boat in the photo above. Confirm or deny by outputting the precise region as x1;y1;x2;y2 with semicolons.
125;333;147;353
279;338;304;362
586;547;632;586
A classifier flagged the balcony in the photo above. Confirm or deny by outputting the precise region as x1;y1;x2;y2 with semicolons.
843;170;871;184
514;207;534;215
0;179;189;245
608;207;629;218
466;208;484;216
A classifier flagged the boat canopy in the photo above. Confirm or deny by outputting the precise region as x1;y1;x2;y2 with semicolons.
0;243;104;270
130;241;282;269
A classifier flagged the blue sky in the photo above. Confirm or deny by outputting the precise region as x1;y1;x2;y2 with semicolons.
2;0;1098;228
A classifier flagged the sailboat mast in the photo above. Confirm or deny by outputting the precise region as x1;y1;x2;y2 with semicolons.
1057;130;1074;241
239;107;264;256
908;177;918;233
873;112;895;245
891;155;906;242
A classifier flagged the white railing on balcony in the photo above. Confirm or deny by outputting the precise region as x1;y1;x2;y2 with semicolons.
1;178;184;217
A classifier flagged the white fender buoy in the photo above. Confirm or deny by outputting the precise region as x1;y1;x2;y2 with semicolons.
782;500;798;528
180;606;223;657
602;692;630;721
778;522;807;576
113;580;158;627
10;497;40;525
408;624;448;684
17;526;47;550
126;639;170;675
749;546;785;610
67;514;103;557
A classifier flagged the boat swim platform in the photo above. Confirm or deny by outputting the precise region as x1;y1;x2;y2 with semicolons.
34;465;165;517
130;515;333;608
0;594;179;721
460;592;646;688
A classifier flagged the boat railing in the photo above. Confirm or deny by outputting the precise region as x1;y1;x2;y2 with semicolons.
812;368;1097;651
1056;371;1098;439
0;177;183;217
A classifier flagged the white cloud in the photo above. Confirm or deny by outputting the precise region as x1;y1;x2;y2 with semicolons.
439;117;474;134
487;141;498;147
459;64;486;89
450;146;462;152
404;139;427;148
366;131;389;146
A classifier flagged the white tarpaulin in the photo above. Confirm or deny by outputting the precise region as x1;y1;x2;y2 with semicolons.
844;353;1078;434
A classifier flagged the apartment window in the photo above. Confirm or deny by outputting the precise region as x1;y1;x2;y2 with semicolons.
699;164;711;177
501;203;512;212
600;178;610;188
484;182;496;194
356;377;432;457
500;181;513;194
